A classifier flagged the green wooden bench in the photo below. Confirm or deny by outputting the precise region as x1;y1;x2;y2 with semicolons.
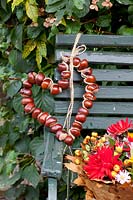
41;34;133;200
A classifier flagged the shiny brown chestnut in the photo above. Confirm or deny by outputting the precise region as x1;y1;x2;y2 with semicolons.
81;67;92;78
27;72;36;84
58;79;69;89
82;99;93;109
85;83;99;93
78;107;89;116
50;84;62;95
58;63;68;72
37;112;49;124
83;92;96;101
75;113;87;123
21;97;33;105
20;88;32;97
72;121;82;130
78;59;88;71
24;102;35;113
61;71;71;79
84;75;96;83
50;124;63;133
70;128;80;137
56;129;68;140
35;72;45;85
41;78;53;89
32;108;42;119
73;57;81;67
64;135;74;146
45;117;57;127
23;80;32;88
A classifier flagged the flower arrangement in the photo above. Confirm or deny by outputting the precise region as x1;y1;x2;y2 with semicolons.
64;118;133;200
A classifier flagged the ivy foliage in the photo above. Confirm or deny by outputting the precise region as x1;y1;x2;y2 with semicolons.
0;0;133;199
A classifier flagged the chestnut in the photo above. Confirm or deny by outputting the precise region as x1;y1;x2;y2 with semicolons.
73;57;81;67
83;92;96;101
23;80;32;88
37;112;49;124
21;97;34;105
84;75;96;83
58;79;69;89
75;114;87;123
45;117;57;127
24;102;35;113
50;84;62;95
50;124;63;133
82;99;93;109
20;88;32;97
32;108;42;119
27;72;36;84
61;71;71;79
78;107;89;116
58;63;68;72
35;72;45;85
70;128;80;137
64;135;74;146
41;78;53;89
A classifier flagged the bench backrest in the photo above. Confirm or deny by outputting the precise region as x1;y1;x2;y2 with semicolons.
55;34;133;130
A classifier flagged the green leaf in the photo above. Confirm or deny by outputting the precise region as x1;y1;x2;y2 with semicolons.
65;21;81;34
22;164;40;188
22;40;37;58
11;24;23;51
0;172;20;190
47;0;62;5
116;0;133;5
1;0;7;11
96;14;111;27
25;186;39;200
12;94;24;114
30;137;44;158
15;136;31;152
46;0;66;13
12;0;24;11
73;0;85;10
36;41;47;67
117;25;133;35
27;26;43;39
25;0;38;22
128;5;133;15
7;80;22;98
9;50;32;73
34;90;55;114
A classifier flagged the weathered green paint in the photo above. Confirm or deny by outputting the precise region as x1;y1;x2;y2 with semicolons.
54;101;133;115
41;129;64;179
47;178;57;200
41;34;133;199
56;34;133;47
55;86;133;99
55;69;133;82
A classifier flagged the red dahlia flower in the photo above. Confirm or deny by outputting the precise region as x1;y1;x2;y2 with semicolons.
83;146;122;180
107;118;133;137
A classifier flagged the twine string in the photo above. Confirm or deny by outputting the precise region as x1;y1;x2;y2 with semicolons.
61;33;87;138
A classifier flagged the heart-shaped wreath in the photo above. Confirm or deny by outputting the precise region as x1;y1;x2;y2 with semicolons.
20;34;99;146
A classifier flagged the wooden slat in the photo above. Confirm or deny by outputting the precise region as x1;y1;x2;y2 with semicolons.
55;69;133;82
55;86;133;99
47;178;57;200
54;101;133;115
41;128;64;179
56;50;133;65
56;116;133;130
56;34;133;47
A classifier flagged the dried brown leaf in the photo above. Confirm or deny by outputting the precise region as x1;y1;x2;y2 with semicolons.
65;155;76;162
64;162;83;174
73;176;85;186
